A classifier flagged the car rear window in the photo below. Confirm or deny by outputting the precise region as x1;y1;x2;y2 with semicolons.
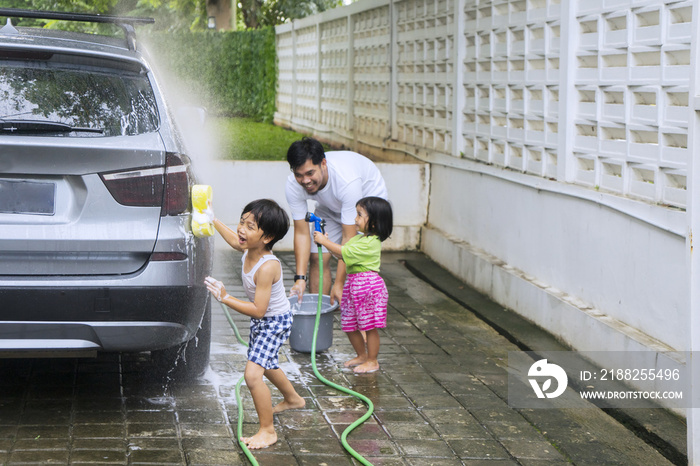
0;60;160;136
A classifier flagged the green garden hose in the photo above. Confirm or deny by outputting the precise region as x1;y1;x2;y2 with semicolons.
219;245;374;465
310;245;375;466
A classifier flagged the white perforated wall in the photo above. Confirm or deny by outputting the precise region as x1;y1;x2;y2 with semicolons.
275;0;694;209
571;0;692;207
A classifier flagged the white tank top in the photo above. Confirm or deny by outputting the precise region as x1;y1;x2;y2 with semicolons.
241;251;291;317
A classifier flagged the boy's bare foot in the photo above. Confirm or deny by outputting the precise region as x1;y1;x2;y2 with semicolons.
272;395;306;413
354;361;379;373
343;355;367;367
241;429;277;450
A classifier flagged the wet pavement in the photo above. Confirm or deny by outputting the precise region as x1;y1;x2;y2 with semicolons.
0;249;686;465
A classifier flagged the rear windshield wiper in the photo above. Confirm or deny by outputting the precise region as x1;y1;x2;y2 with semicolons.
0;119;104;134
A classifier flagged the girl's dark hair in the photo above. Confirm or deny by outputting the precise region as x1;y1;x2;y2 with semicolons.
357;196;393;241
241;199;289;250
287;137;325;170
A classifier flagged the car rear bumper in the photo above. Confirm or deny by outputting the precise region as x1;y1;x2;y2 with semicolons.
0;322;189;356
0;285;209;354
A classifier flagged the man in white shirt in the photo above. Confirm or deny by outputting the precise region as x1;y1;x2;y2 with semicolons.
285;137;388;305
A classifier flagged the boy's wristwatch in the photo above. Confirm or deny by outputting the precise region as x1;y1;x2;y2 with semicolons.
294;275;307;281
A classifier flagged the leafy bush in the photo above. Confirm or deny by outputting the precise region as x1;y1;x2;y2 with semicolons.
145;28;276;121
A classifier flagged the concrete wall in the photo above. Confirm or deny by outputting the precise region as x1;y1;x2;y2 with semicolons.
203;160;428;252
422;163;686;353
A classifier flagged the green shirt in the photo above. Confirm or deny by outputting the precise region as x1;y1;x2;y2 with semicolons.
341;234;381;274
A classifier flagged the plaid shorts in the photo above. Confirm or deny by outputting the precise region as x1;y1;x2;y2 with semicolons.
247;311;293;370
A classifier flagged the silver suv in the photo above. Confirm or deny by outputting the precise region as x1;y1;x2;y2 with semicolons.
0;9;213;378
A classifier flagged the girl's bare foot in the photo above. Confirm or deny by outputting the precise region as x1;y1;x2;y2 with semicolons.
241;429;277;449
343;355;367;367
354;361;379;373
272;395;306;413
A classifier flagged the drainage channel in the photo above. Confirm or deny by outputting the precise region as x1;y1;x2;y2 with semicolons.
402;258;687;466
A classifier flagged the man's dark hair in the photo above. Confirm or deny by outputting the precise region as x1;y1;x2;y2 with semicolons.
287;137;325;170
241;199;289;250
357;196;393;242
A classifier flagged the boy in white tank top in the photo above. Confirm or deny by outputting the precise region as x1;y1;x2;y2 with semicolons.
205;199;305;450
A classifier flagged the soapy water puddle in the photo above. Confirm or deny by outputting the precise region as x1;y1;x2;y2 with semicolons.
210;341;248;356
145;396;176;408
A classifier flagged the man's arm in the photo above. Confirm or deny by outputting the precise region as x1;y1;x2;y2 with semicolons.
290;218;311;300
330;223;357;305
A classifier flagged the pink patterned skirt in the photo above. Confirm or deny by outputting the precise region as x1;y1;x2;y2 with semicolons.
340;271;388;332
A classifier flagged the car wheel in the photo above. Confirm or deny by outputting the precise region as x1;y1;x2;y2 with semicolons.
152;297;211;381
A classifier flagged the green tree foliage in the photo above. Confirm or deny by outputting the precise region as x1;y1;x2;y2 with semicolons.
1;0;345;120
0;0;207;32
128;0;208;32
1;0;346;30
239;0;343;28
1;0;124;32
145;28;277;121
264;0;344;27
1;0;119;15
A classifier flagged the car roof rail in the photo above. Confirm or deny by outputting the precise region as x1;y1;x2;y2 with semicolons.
0;8;155;51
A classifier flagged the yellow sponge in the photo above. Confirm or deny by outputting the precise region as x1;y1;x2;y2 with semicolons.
191;185;214;237
192;220;215;237
192;184;212;212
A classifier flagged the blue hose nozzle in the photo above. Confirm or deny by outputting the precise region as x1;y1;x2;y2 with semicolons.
305;212;326;234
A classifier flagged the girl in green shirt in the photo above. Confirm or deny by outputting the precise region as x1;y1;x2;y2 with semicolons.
313;196;393;373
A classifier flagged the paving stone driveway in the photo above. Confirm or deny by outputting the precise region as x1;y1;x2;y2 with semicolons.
0;250;676;465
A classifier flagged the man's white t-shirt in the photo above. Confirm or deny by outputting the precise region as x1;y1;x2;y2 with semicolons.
285;151;388;226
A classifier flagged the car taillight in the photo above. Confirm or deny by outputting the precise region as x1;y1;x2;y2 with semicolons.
100;153;191;216
100;167;164;207
163;153;190;216
151;252;188;261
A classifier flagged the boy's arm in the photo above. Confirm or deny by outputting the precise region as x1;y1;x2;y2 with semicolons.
205;262;277;319
213;218;243;252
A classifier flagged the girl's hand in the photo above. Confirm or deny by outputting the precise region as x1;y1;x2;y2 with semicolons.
205;276;230;302
312;231;328;245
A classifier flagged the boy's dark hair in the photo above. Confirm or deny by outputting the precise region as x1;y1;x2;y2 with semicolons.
287;137;325;171
357;196;393;242
241;199;289;250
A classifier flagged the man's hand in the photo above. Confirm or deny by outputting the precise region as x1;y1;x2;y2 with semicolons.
330;281;343;306
290;279;306;302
